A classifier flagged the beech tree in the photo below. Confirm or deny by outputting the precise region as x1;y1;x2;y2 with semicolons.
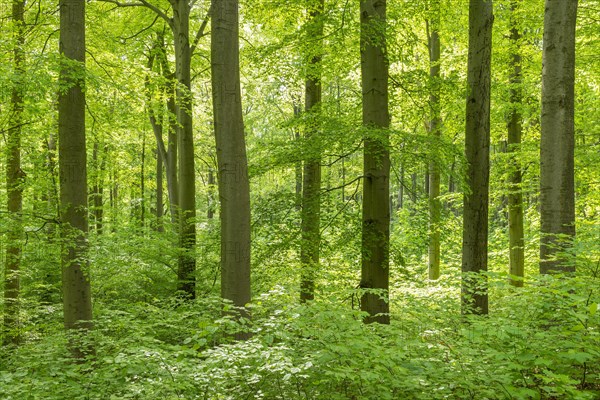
58;0;93;355
3;0;25;345
507;0;525;286
360;0;390;324
427;0;441;281
461;0;493;315
300;0;325;302
212;0;252;324
539;0;578;274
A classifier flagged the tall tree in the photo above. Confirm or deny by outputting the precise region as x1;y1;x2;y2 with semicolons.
507;0;524;286
300;0;325;302
58;0;93;355
539;0;578;274
462;0;493;315
212;0;252;326
360;0;390;324
3;0;26;345
427;0;441;281
172;0;197;297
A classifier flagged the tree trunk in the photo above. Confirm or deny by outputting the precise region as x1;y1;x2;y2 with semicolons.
507;0;524;286
156;148;164;231
397;164;404;210
58;0;93;357
91;141;105;234
294;102;302;212
427;1;441;280
207;166;215;219
172;0;196;298
461;0;493;315
360;0;390;324
300;0;324;302
539;0;577;274
3;0;25;345
212;0;252;330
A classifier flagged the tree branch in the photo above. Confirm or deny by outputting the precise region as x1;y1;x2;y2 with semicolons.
190;5;212;56
98;0;173;29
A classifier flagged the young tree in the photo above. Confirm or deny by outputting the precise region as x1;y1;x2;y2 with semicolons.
3;0;26;345
360;0;390;324
427;0;442;281
58;0;93;355
300;0;325;302
539;0;578;274
462;0;493;315
212;0;252;325
507;0;524;286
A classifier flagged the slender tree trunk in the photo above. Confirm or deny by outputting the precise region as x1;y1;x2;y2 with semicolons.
397;165;404;210
3;0;25;346
140;130;146;228
300;0;324;302
156;148;164;231
360;0;390;324
166;86;179;223
294;102;302;212
461;0;493;315
58;0;93;357
91;141;105;234
427;1;441;280
507;0;524;286
540;0;577;274
212;0;252;331
172;0;196;297
147;36;179;226
110;167;118;232
207;167;215;219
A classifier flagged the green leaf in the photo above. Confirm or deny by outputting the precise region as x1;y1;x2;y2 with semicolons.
589;302;597;316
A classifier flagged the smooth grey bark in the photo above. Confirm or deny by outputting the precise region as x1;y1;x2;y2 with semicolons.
156;148;164;231
212;0;252;328
207;167;216;219
3;0;25;346
427;0;441;280
58;0;93;356
461;0;493;315
172;0;196;298
300;0;324;303
540;0;578;274
507;0;524;286
360;0;390;324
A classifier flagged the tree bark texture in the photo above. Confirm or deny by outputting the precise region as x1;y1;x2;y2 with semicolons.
212;0;252;322
360;0;390;324
58;0;93;355
3;0;25;345
462;0;493;315
507;0;524;286
427;0;441;280
300;0;324;302
539;0;577;274
172;0;196;297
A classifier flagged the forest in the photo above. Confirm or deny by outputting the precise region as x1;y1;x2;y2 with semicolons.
0;0;599;398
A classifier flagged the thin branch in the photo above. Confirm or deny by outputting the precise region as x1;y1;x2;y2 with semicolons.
190;5;212;56
97;0;173;29
120;14;160;42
